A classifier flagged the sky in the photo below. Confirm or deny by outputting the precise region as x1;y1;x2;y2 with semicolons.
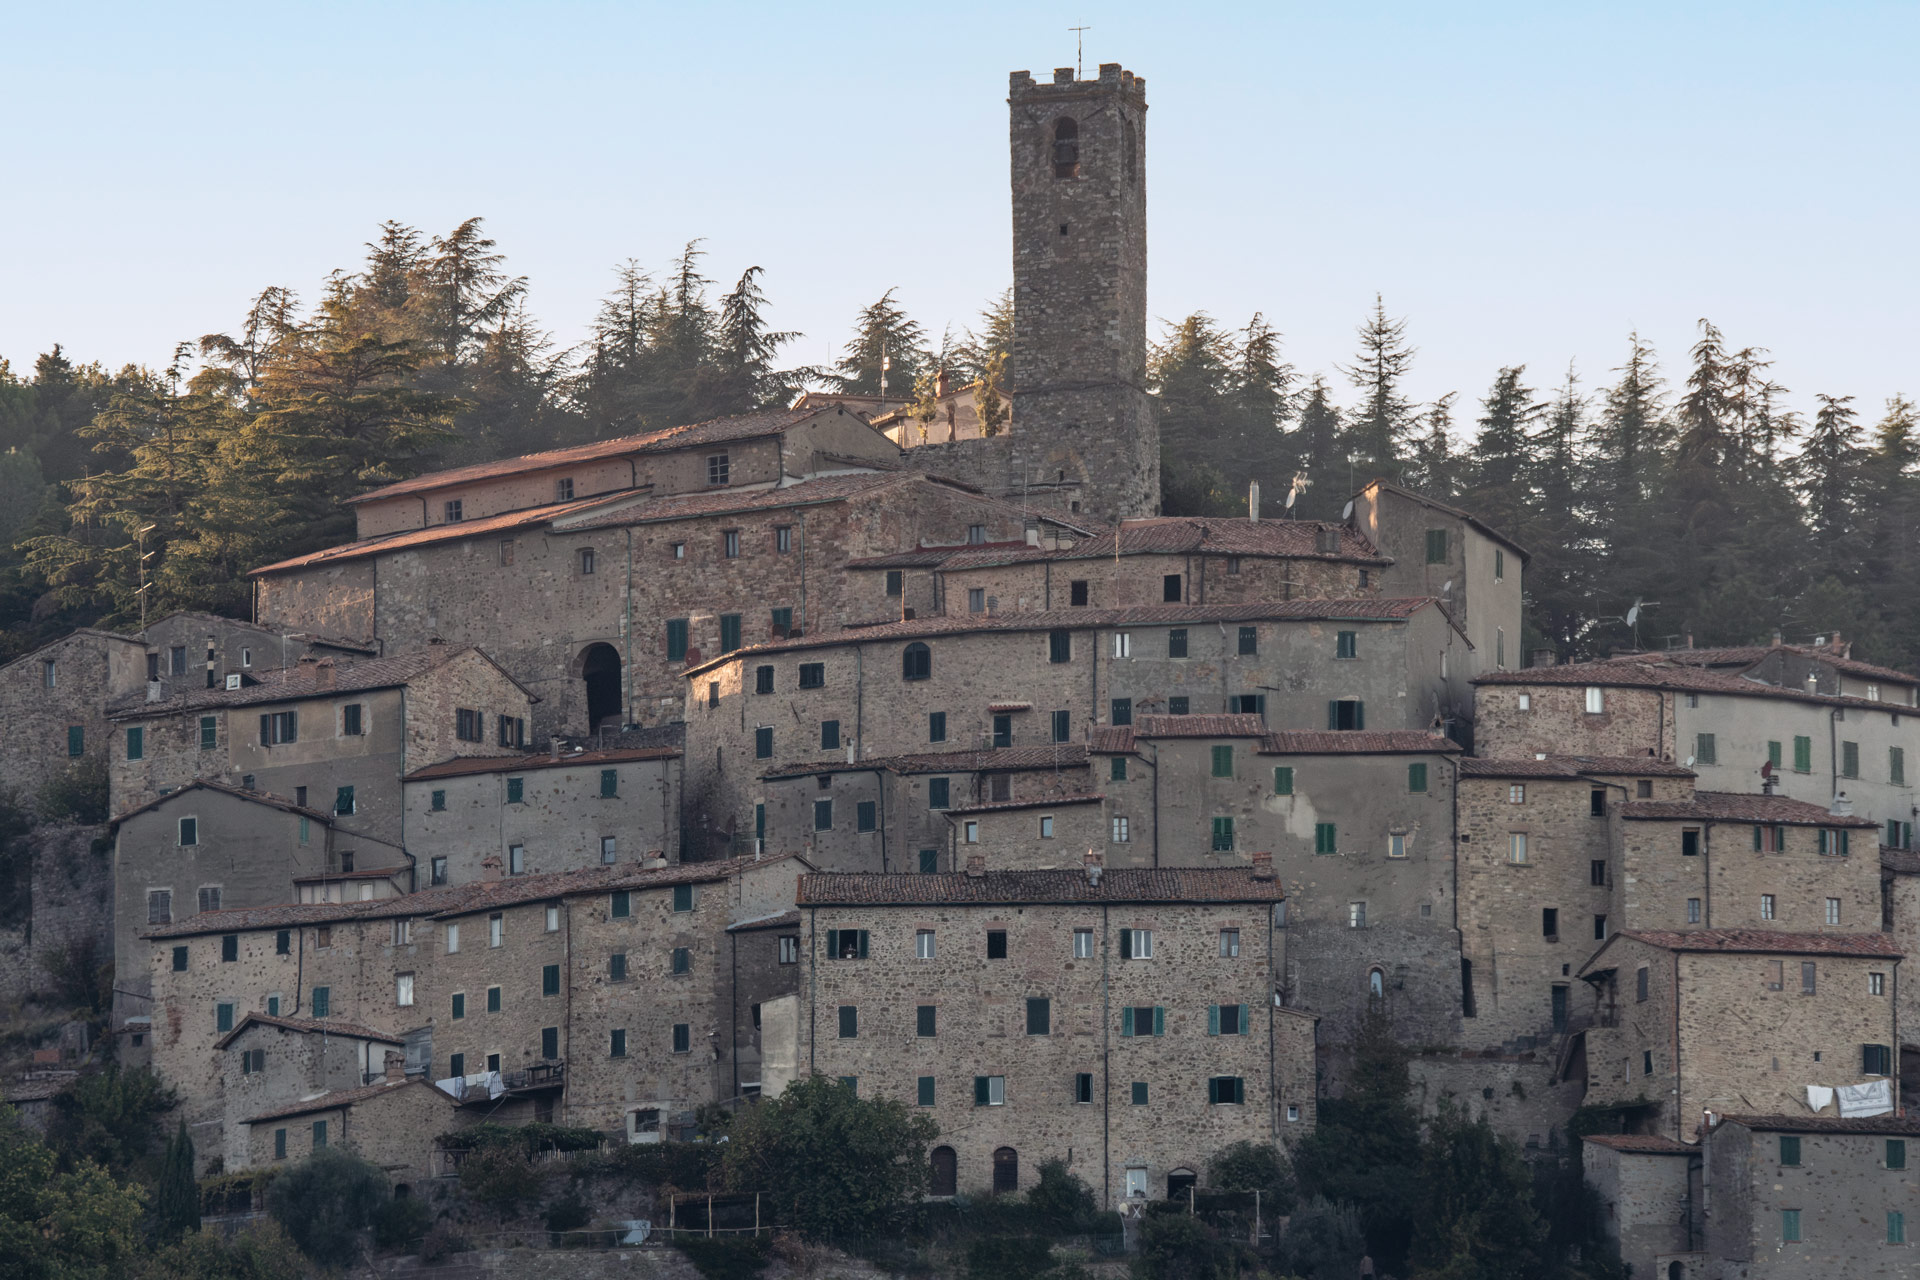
3;1;1916;436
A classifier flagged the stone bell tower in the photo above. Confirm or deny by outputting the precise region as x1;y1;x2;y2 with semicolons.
1008;64;1158;523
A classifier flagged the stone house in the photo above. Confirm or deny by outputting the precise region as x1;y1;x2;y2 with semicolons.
722;910;804;1102
784;858;1311;1207
1883;847;1920;1093
107;645;535;844
1349;480;1527;681
109;781;405;1040
137;610;376;698
1474;658;1920;841
1699;1114;1920;1277
0;626;144;803
846;516;1389;622
1576;930;1901;1142
143;853;808;1168
402;747;682;887
210;1012;404;1171
1615;635;1920;706
756;745;1095;872
252;429;1088;738
684;598;1471;852
241;1069;464;1186
1581;1133;1702;1280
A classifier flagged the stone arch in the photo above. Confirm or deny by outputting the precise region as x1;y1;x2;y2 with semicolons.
930;1145;957;1197
1166;1167;1197;1201
577;642;622;731
1368;967;1386;1000
992;1146;1019;1193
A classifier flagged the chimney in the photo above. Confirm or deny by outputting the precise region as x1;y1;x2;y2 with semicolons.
935;368;951;398
965;853;986;878
313;658;336;689
647;853;668;869
1530;648;1556;669
1684;633;1694;649
1248;480;1261;524
1829;792;1854;818
1772;629;1783;647
383;1049;406;1083
480;854;503;882
1083;848;1104;886
1250;851;1275;881
1025;526;1041;548
550;736;562;761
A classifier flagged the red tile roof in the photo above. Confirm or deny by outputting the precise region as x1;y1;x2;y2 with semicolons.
797;866;1284;906
947;792;1104;814
1613;643;1918;688
244;1077;449;1125
144;852;808;938
214;1012;401;1052
1882;847;1920;876
1132;714;1267;738
727;909;801;933
107;646;534;718
250;493;623;575
1358;479;1531;559
1614;929;1900;958
1715;1114;1920;1136
846;517;1387;570
1477;657;1907;714
1621;791;1877;828
760;744;1088;781
1260;731;1462;755
348;407;864;505
1088;727;1136;754
110;778;337;828
685;598;1449;674
1459;754;1693;779
1580;1133;1696;1155
405;747;680;782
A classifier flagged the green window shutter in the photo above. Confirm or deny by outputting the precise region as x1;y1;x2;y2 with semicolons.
1753;825;1763;851
917;1077;935;1107
1780;1135;1800;1165
825;930;840;959
1153;1007;1165;1036
1233;1077;1245;1104
67;725;83;757
1327;701;1337;730
1408;763;1427;793
200;716;216;749
1208;1077;1220;1104
506;778;523;804
666;619;688;662
335;786;353;815
1120;1007;1134;1037
1794;735;1812;772
673;884;692;912
601;769;618;798
1119;929;1132;960
311;987;329;1018
1211;745;1233;777
1274;766;1293;795
857;930;870;959
542;965;559;996
1207;1005;1220;1036
126;727;144;760
1315;823;1337;854
719;614;742;652
1239;1004;1250;1035
974;1076;989;1106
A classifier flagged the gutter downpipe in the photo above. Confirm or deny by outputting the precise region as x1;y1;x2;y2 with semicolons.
807;909;817;1074
730;930;740;1100
625;527;635;724
1145;743;1161;867
869;767;889;873
1101;903;1111;1207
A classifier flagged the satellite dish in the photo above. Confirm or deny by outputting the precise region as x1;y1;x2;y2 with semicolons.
1341;500;1354;520
1441;579;1454;598
1284;488;1297;510
1625;605;1640;627
1760;760;1773;779
1684;755;1696;767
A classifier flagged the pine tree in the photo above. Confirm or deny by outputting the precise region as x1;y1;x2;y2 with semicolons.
420;218;528;363
1527;366;1594;659
1151;314;1238;516
1795;393;1865;580
1403;392;1461;502
954;288;1014;387
1339;294;1417;477
832;289;928;397
1289;374;1346;518
1462;366;1542;539
1589;334;1669;653
715;265;804;411
154;1119;199;1240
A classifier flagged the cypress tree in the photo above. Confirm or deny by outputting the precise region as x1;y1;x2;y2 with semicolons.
155;1119;199;1239
1462;366;1542;539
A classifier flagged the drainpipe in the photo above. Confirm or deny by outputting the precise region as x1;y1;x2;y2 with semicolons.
1142;742;1161;866
854;647;865;767
1268;900;1277;1142
1829;708;1841;801
562;898;573;1122
1044;561;1052;610
1701;823;1712;927
730;930;740;1100
797;513;808;634
869;767;888;873
806;909;817;1074
624;528;635;724
1671;949;1683;1142
1100;902;1111;1207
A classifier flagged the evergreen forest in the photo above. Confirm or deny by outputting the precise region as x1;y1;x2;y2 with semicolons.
3;219;1914;671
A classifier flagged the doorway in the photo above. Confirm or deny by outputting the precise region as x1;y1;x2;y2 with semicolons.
579;643;622;730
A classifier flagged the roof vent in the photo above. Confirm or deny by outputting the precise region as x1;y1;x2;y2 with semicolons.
1250;851;1275;881
1084;848;1103;886
1830;792;1854;817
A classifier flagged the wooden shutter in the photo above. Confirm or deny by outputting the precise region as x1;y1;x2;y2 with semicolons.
1238;1005;1250;1035
974;1076;990;1105
825;929;839;959
1120;1007;1134;1037
1119;929;1132;960
1207;1005;1220;1036
260;714;272;745
1153;1007;1165;1036
856;930;869;959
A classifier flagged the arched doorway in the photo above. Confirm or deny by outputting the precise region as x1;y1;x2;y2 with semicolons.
1667;1264;1684;1280
992;1147;1018;1194
579;644;622;731
929;1146;956;1197
1166;1168;1197;1201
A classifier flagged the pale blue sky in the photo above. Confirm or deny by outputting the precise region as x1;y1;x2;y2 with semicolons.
4;2;1915;432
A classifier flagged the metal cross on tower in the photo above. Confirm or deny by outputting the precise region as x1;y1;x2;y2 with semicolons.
1069;25;1091;79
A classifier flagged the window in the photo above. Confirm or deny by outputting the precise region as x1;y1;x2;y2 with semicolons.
1211;816;1234;851
778;936;799;964
1693;732;1717;766
1335;630;1357;660
974;1076;1006;1106
825;929;868;959
311;987;331;1018
916;930;936;960
1120;928;1152;959
902;642;931;680
1044;629;1073;665
198;886;222;913
1111;815;1130;842
883;569;902;597
1026;998;1050;1035
1793;735;1812;772
723;530;741;559
1494;547;1505;580
1593;914;1608;940
1069;579;1089;606
540;1027;558;1060
1802;961;1817;994
1825;897;1841;925
1542;908;1559;939
927;711;946;743
1517;693;1532;711
1074;1073;1093;1104
126;726;145;760
1584;686;1605;714
1168;628;1188;658
1893;747;1907;785
1131;1082;1149;1105
1073;928;1095;959
717;613;741;653
1508;783;1526;805
1871;971;1886;995
1406;762;1428;793
1328;699;1365;730
1760;894;1776;920
1211;744;1234;778
919;848;938;873
1211;1003;1247;1035
1643;1050;1653;1075
1226;624;1256;657
1271;766;1295;797
1168;696;1189;715
489;914;503;947
1887;1139;1906;1169
968;588;985;614
813;798;832;831
1686;897;1701;923
1111;632;1131;658
1767;959;1783;990
1779;1134;1802;1166
1208;1076;1246;1105
673;884;694;912
1890;1211;1906;1246
331;785;354;817
1038;815;1054;838
1839;739;1861;778
1820;828;1851;857
837;1005;858;1038
706;453;730;486
176;816;199;848
1508;833;1528;864
1496;628;1506;668
64;724;84;758
42;659;55;688
1425;528;1448;563
1863;1043;1893;1075
1634;964;1650;1002
1052;710;1071;743
918;1077;936;1107
964;821;979;843
820;720;840;750
1349;902;1367;929
1121;1005;1162;1035
986;929;1008;959
922;776;951;811
855;800;877;833
312;1120;329;1150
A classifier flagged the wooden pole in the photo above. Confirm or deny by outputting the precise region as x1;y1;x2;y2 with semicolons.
707;1193;713;1238
755;1192;761;1236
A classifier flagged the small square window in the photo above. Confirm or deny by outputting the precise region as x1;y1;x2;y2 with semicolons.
986;930;1008;959
778;936;799;964
673;884;694;912
1131;1081;1149;1106
1219;928;1240;957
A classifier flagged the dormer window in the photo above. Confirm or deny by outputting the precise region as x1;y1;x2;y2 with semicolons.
556;477;574;501
444;499;463;523
1052;117;1080;178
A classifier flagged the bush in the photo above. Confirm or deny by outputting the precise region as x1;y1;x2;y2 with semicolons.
48;1065;178;1179
1205;1140;1297;1215
1134;1212;1241;1280
967;1235;1057;1280
1274;1196;1365;1279
133;1221;309;1280
596;1139;724;1189
372;1194;431;1250
458;1143;542;1217
420;1221;469;1263
545;1186;590;1233
436;1120;604;1155
1026;1160;1099;1234
675;1235;770;1280
264;1146;385;1269
38;755;108;824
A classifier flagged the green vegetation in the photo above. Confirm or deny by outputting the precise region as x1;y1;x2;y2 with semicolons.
263;1145;386;1269
0;1105;145;1280
47;1065;178;1183
153;1121;200;1241
132;1222;309;1280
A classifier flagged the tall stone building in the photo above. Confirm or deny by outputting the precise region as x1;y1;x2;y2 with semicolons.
900;65;1158;525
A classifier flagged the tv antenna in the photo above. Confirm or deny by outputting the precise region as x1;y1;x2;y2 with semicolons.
1069;25;1091;79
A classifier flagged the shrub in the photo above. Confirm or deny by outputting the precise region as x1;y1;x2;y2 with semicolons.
264;1146;385;1268
545;1186;590;1233
47;1065;178;1179
675;1235;770;1280
39;936;111;1014
372;1194;431;1250
133;1221;309;1280
1025;1160;1099;1234
1274;1196;1365;1278
1205;1140;1297;1215
967;1235;1057;1280
1133;1212;1237;1280
38;755;108;824
419;1221;469;1263
594;1139;724;1190
458;1143;541;1217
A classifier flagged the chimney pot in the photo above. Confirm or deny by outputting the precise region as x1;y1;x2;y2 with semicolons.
384;1049;406;1083
480;854;503;882
935;369;951;398
965;854;986;878
1772;629;1783;647
1248;480;1261;524
1250;851;1275;881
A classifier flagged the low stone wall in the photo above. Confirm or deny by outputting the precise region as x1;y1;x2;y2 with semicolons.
1408;1051;1585;1154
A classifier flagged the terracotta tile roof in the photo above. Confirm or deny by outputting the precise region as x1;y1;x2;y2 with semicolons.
1614;928;1901;958
760;744;1088;780
141;610;377;654
1260;731;1462;755
1622;791;1877;828
107;646;534;718
1562;754;1698;776
244;1078;447;1125
1715;1114;1920;1136
797;866;1285;906
846;517;1387;570
144;852;808;937
3;1079;73;1104
0;627;143;676
1133;714;1267;738
1580;1133;1696;1155
214;1012;401;1052
1358;479;1531;560
347;407;858;505
405;747;680;782
685;598;1448;674
947;792;1104;814
110;778;337;828
1459;754;1692;779
1882;847;1920;876
1088;727;1136;753
727;910;801;933
553;471;925;532
290;867;408;884
250;493;623;574
1617;643;1919;687
1476;657;1907;714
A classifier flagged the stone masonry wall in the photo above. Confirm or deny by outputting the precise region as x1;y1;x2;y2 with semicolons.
0;823;113;1011
1475;683;1672;761
1706;1123;1919;1278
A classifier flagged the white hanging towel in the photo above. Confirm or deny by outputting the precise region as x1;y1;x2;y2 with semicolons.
1837;1078;1893;1118
1805;1085;1835;1113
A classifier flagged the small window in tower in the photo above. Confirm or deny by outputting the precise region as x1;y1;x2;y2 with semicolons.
1052;117;1079;179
